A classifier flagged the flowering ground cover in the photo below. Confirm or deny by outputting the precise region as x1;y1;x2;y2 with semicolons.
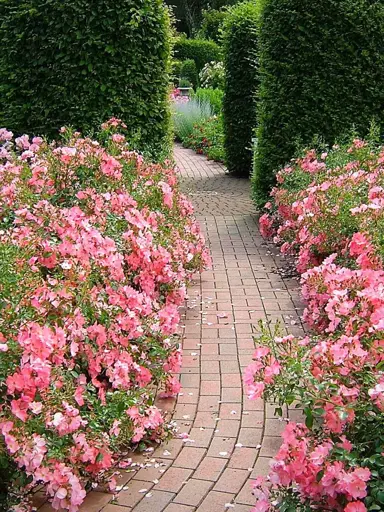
246;138;384;511
0;120;209;511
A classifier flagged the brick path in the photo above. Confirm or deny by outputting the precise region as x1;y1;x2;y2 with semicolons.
35;146;304;512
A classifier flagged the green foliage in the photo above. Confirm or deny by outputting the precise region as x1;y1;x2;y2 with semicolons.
0;449;31;512
198;9;227;43
253;0;384;206
172;97;213;141
222;1;262;175
172;59;183;85
180;59;199;88
0;0;172;160
174;37;221;72
193;87;223;114
185;115;225;162
165;0;238;36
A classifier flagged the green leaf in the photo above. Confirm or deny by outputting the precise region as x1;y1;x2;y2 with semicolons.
304;407;313;429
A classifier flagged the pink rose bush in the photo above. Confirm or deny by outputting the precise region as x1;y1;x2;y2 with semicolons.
247;139;384;511
0;120;209;511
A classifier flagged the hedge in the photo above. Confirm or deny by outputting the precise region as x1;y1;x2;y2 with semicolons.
180;59;199;88
253;0;384;206
0;0;172;160
222;1;262;176
174;37;222;72
172;59;183;85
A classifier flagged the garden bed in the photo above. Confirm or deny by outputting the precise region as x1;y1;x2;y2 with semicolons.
0;120;209;511
246;138;384;512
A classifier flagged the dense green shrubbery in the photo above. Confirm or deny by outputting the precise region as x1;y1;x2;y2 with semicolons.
180;59;199;87
0;0;172;159
253;0;384;206
222;1;262;176
174;37;221;71
193;88;224;114
197;9;227;43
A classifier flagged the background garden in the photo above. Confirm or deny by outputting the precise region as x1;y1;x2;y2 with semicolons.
0;0;383;511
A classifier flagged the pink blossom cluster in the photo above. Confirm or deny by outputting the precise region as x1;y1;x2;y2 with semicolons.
0;121;209;511
170;88;190;104
247;140;384;511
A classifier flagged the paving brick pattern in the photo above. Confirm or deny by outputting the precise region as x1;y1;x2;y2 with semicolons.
35;146;304;512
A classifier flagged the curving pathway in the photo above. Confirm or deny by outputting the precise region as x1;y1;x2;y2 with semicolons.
35;145;304;512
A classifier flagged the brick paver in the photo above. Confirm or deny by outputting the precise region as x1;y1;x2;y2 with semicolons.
34;145;304;512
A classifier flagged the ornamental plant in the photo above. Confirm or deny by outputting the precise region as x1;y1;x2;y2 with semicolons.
180;59;199;89
0;120;209;511
184;115;225;162
253;0;384;206
199;61;225;90
0;0;172;160
171;97;214;142
193;87;224;115
246;139;384;511
222;0;262;176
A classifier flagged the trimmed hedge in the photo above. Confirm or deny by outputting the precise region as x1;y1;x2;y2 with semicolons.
222;1;262;176
174;37;221;72
253;0;384;205
180;59;199;88
0;0;172;159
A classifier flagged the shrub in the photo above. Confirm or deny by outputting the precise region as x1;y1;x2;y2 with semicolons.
222;1;262;176
193;88;224;114
172;97;213;141
199;61;225;90
198;9;227;43
180;59;199;88
172;59;183;85
174;37;222;72
0;0;172;160
185;115;225;162
0;121;209;511
253;0;384;206
248;139;384;511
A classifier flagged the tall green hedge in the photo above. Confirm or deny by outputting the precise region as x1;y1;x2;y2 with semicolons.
253;0;384;205
0;0;172;159
222;1;262;176
174;37;221;72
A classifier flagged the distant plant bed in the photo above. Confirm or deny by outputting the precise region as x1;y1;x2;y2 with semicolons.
199;61;225;90
246;138;384;511
171;91;225;163
184;115;225;162
0;120;210;511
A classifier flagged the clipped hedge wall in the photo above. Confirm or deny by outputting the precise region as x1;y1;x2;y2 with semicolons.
0;0;172;159
174;37;222;72
253;0;384;205
222;1;262;176
180;59;199;88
